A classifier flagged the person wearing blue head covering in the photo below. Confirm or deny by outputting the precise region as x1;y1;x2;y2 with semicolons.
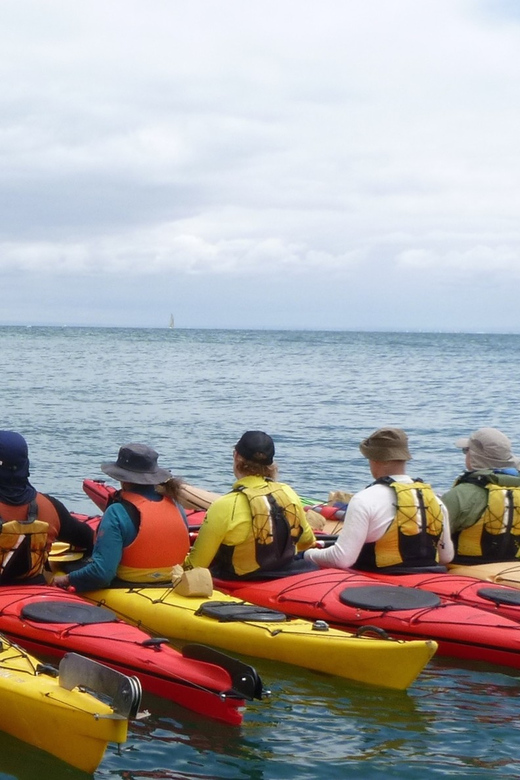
0;431;94;584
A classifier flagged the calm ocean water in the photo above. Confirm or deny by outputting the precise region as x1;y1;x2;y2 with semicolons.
1;326;520;779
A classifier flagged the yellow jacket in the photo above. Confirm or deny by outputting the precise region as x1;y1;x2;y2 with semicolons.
184;476;315;577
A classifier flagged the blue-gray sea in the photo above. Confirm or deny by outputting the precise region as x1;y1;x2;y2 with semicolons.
1;326;520;779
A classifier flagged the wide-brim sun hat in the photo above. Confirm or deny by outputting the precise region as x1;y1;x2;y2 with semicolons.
359;427;412;462
101;443;172;485
455;427;520;470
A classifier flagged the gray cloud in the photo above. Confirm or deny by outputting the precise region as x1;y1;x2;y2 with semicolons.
1;0;519;329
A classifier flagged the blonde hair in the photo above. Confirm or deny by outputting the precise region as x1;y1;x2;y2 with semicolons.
234;453;278;480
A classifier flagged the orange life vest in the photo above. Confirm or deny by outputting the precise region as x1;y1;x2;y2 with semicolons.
0;493;60;582
116;492;190;583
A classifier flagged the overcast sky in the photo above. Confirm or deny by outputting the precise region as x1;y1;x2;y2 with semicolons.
1;0;519;331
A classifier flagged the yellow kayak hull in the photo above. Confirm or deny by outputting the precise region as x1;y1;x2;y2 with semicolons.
85;585;437;691
0;638;128;773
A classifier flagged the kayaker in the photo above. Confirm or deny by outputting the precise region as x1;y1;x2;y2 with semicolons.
183;431;317;579
441;427;520;564
53;443;190;590
0;430;94;585
304;427;454;572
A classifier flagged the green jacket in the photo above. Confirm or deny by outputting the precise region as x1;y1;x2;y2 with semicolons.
442;469;520;534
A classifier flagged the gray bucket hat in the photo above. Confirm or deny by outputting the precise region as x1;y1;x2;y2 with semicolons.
455;428;520;470
101;443;172;485
359;427;412;462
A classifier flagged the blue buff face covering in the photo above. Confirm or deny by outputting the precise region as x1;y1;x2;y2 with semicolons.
0;432;37;505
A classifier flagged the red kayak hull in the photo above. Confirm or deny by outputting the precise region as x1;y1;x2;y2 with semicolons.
0;585;246;724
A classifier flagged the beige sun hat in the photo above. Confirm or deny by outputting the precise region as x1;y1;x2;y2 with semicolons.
455;427;520;470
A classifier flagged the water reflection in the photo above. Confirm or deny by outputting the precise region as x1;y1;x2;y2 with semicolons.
0;729;103;780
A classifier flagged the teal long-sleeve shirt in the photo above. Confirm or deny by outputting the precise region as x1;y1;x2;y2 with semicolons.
68;486;188;592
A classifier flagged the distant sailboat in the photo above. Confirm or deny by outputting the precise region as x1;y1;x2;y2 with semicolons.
169;314;174;329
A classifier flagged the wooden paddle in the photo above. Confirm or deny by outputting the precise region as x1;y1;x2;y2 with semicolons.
179;484;221;511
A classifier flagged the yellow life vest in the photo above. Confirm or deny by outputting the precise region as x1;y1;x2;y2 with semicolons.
457;482;520;561
219;481;303;577
357;479;444;570
0;500;49;583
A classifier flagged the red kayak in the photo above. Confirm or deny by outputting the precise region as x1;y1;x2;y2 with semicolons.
0;585;264;725
214;569;520;669
82;478;117;510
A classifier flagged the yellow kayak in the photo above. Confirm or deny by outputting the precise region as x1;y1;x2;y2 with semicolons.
84;584;437;691
0;636;138;773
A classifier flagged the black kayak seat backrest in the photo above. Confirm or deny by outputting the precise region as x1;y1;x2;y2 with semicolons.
477;587;520;607
195;600;287;623
339;585;441;612
182;643;265;701
21;600;118;625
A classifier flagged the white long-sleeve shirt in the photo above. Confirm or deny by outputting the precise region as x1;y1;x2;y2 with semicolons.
304;475;454;570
